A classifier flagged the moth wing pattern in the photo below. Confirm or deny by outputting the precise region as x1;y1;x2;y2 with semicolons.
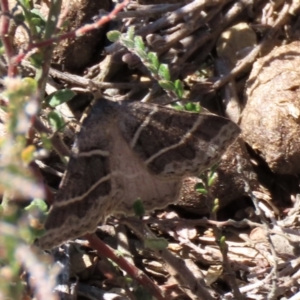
40;101;116;249
118;101;241;178
39;99;240;249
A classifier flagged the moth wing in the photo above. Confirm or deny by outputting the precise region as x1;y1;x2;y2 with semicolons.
39;100;116;249
119;102;240;178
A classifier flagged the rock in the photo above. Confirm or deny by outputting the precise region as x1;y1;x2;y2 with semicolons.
240;41;300;174
13;0;111;72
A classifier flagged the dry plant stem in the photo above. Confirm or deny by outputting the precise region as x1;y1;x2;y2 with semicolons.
123;218;214;300
213;1;292;90
236;156;279;300
169;233;222;264
56;0;70;29
216;58;242;123
115;3;183;19
37;0;62;96
33;117;70;157
175;0;253;74
127;2;183;10
220;242;245;300
116;224;135;266
147;216;264;230
106;0;219;54
85;233;166;300
35;160;63;177
224;271;274;298
135;0;220;37
158;0;232;56
279;268;300;297
279;257;300;278
48;67;153;90
12;0;130;65
0;0;17;76
205;175;244;298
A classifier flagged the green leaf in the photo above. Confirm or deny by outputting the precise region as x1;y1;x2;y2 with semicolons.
134;36;145;51
21;145;36;164
146;64;159;75
46;89;76;107
25;199;48;214
30;8;46;21
210;163;219;175
133;199;145;217
158;80;175;91
18;0;31;9
213;198;219;206
121;38;135;49
127;26;135;41
144;237;168;250
107;30;121;42
22;77;38;94
171;103;184;111
208;172;217;187
147;52;159;70
30;51;44;68
135;48;148;61
212;198;219;213
47;110;65;132
195;182;207;195
44;0;61;38
212;204;219;213
31;17;44;26
219;235;228;252
158;64;170;80
174;79;184;99
29;9;47;35
14;13;25;24
184;102;201;112
40;133;52;150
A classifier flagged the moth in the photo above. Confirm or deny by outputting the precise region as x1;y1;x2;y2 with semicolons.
39;98;240;249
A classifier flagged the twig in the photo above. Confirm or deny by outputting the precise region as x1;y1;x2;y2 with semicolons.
224;271;273;297
48;67;153;90
157;0;232;56
85;233;166;300
176;0;254;75
213;1;293;90
0;0;17;76
115;2;183;19
123;218;214;300
236;154;279;300
147;215;264;229
33;117;70;157
106;0;220;54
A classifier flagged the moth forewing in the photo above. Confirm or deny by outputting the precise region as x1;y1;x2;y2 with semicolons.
39;99;240;249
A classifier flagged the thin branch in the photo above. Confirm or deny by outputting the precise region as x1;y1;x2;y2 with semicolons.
213;1;293;90
123;218;214;300
0;0;17;76
85;233;166;300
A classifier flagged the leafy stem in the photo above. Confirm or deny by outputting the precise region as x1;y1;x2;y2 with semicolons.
107;27;184;100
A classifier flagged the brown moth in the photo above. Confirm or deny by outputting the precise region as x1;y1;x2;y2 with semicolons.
39;98;240;249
